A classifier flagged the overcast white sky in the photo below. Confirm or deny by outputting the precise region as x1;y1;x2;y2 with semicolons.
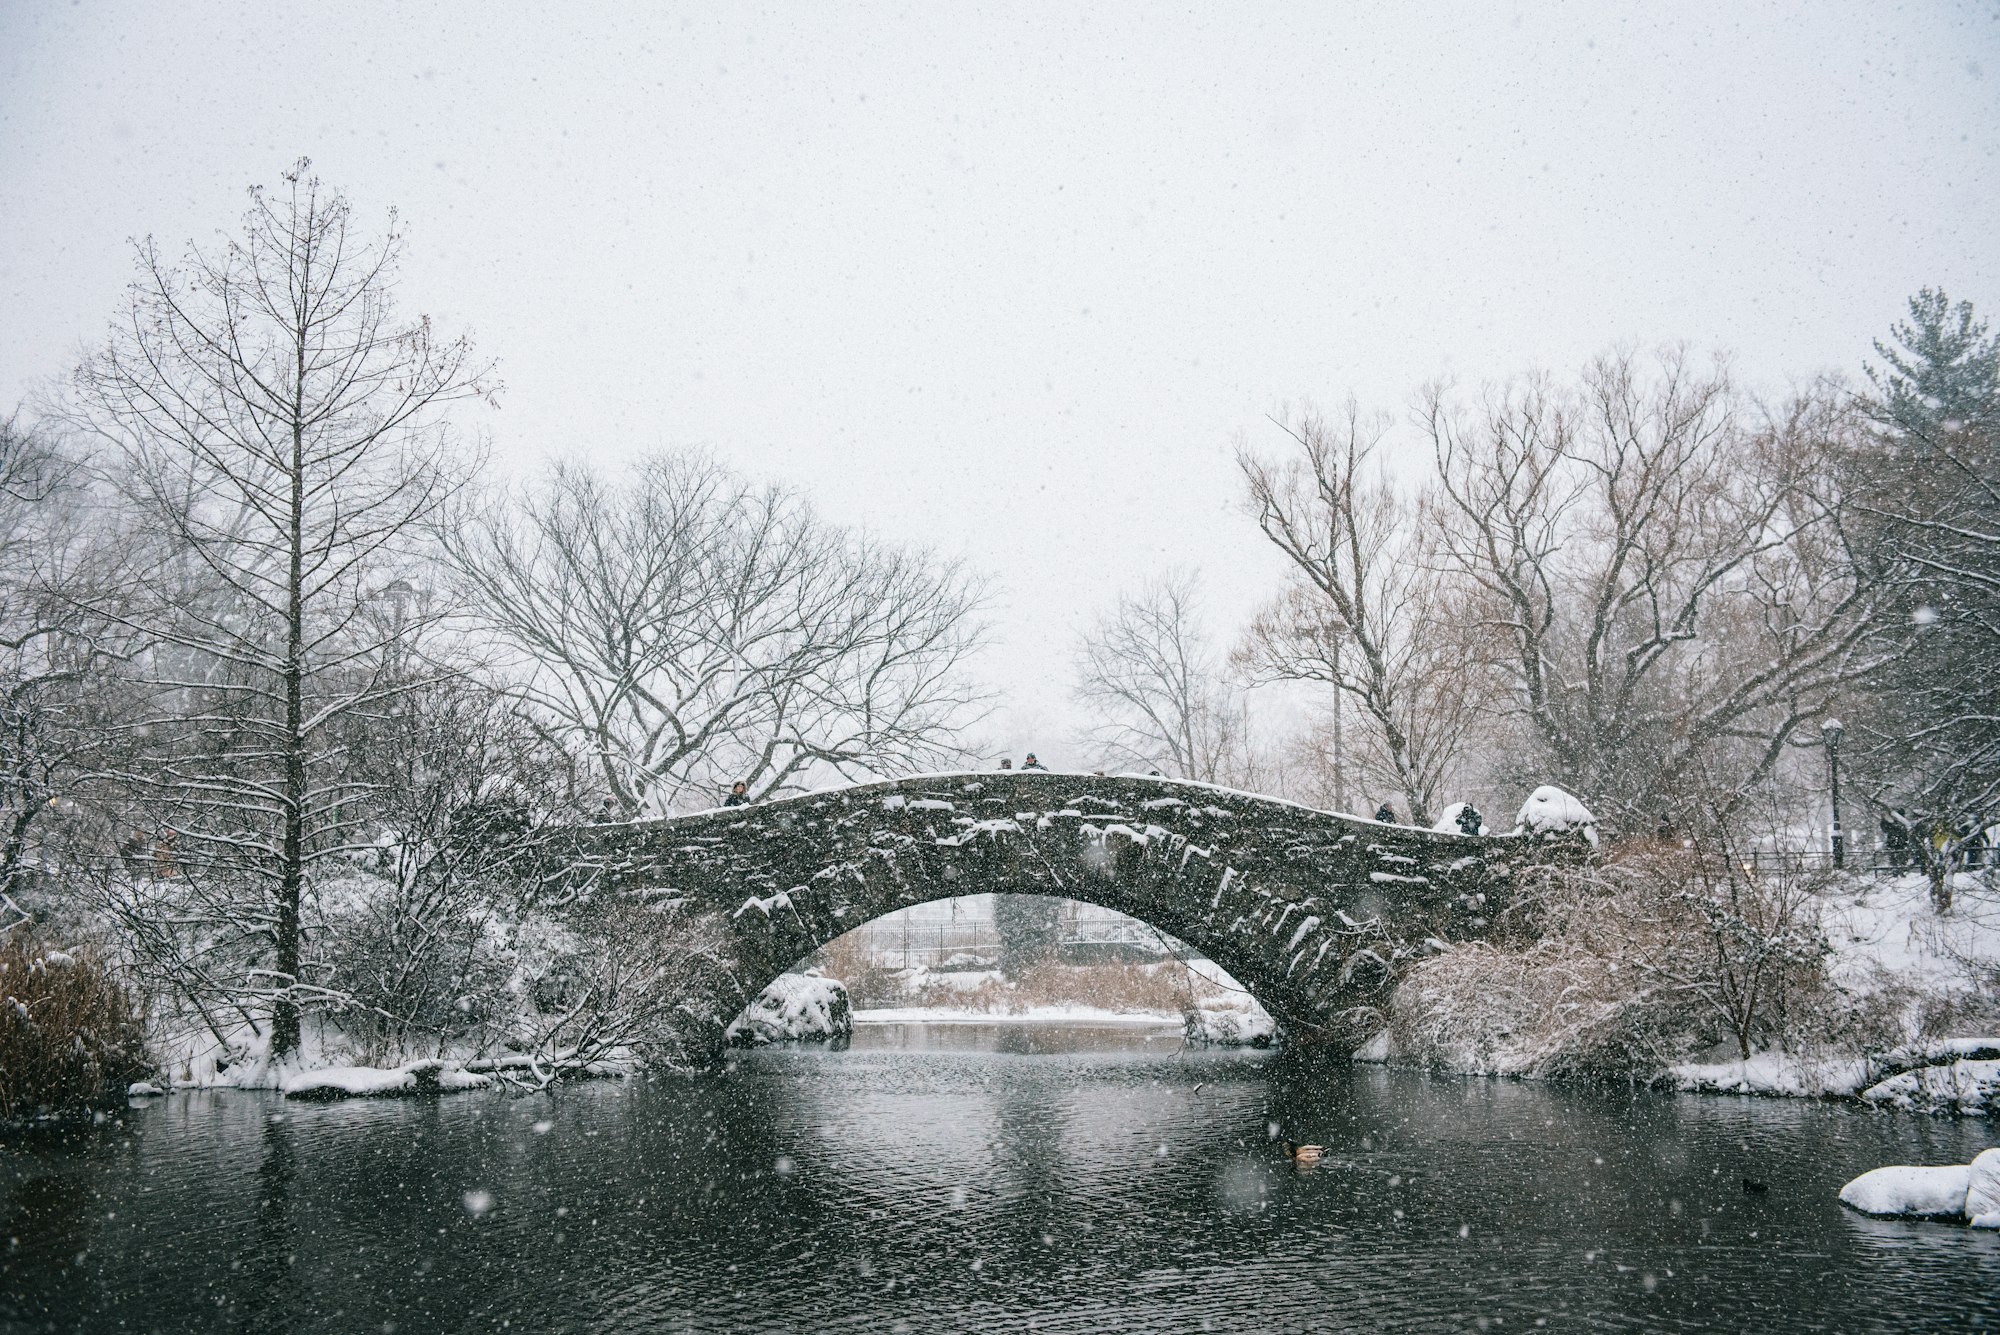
3;2;1995;759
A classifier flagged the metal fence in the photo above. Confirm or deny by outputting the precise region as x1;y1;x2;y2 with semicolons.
838;914;1174;970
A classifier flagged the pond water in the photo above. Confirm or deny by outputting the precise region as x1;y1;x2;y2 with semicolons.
3;1023;1997;1334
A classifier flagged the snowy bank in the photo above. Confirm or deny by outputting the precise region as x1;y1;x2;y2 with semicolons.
281;1058;492;1101
1671;1052;1873;1099
726;972;853;1046
1859;1059;2000;1117
1840;1148;2000;1226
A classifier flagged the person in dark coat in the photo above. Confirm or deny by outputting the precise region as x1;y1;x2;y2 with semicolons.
723;781;749;807
1374;803;1397;824
1454;804;1484;837
1880;816;1909;871
1022;753;1048;772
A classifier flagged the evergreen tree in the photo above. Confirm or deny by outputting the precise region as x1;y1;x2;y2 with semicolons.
1867;288;2000;441
1852;289;2000;912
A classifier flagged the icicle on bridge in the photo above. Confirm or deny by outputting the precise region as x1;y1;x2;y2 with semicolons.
541;771;1565;1064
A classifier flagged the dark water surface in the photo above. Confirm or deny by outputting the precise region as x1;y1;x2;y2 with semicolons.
4;1022;1997;1333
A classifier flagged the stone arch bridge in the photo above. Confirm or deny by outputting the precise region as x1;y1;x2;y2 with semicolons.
543;771;1562;1065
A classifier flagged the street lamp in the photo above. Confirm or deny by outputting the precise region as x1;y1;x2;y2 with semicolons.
1321;621;1346;814
1821;717;1845;869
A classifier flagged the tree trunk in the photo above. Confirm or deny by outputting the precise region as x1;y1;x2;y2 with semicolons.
272;382;308;1059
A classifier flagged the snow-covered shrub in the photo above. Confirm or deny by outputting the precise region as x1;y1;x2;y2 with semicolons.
1391;846;1836;1079
0;930;148;1120
1513;785;1598;847
726;972;852;1046
318;867;513;1066
503;900;734;1080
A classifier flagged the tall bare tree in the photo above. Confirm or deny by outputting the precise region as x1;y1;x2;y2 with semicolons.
68;162;494;1057
1072;570;1244;782
1423;350;1885;824
1238;403;1493;825
442;453;986;813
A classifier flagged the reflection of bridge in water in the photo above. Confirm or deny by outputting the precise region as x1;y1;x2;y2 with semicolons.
544;771;1565;1063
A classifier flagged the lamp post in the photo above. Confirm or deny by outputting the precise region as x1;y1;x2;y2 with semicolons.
1321;622;1346;813
1822;717;1844;869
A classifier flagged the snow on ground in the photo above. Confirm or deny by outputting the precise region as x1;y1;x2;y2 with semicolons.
726;971;853;1046
1824;874;2000;993
1668;874;2000;1108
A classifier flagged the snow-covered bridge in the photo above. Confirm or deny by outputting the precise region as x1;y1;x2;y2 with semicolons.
542;771;1562;1064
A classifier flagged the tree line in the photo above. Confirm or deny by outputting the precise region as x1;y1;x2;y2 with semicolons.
1;163;986;1071
1072;296;2000;915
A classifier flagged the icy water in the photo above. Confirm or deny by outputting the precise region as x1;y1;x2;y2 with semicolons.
3;1025;1998;1334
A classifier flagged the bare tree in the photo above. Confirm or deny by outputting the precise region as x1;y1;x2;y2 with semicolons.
66;161;494;1057
0;416;131;908
442;453;987;813
1072;570;1245;781
1423;350;1887;825
1238;403;1494;825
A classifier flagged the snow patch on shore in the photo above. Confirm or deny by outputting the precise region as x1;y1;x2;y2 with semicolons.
1671;1052;1873;1098
280;1058;492;1100
1860;1059;2000;1116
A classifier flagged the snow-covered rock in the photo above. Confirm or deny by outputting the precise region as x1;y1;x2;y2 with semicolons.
726;971;853;1046
1967;1148;2000;1228
125;1080;166;1098
1839;1164;1973;1219
1183;994;1276;1047
1859;1059;2000;1117
280;1059;492;1100
1513;786;1598;846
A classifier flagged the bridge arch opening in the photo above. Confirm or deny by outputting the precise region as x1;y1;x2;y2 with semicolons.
724;893;1276;1048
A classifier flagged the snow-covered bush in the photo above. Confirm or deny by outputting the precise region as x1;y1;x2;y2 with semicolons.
1513;785;1598;847
1390;846;1836;1079
726;972;852;1046
0;930;148;1120
502;900;734;1080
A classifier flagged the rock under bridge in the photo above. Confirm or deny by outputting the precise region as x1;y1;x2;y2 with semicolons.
543;771;1565;1065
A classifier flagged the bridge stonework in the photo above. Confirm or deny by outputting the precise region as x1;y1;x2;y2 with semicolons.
548;772;1549;1064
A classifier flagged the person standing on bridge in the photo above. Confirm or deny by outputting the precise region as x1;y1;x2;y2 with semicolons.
1022;753;1048;772
724;781;750;807
1374;802;1397;824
